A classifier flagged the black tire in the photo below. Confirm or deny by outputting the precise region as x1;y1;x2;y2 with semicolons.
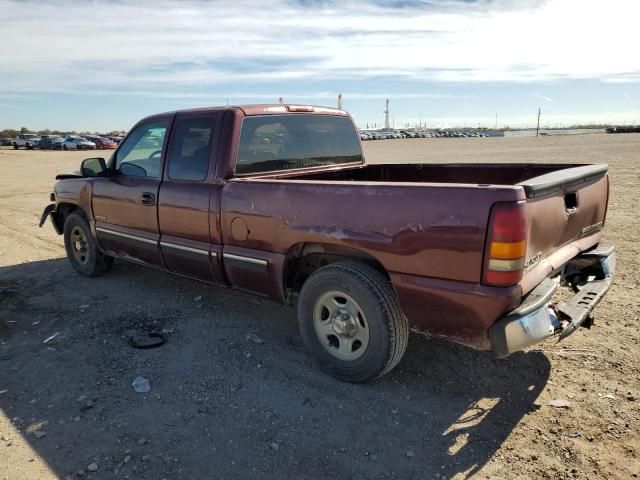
13;143;18;150
63;144;67;150
63;212;113;277
297;261;408;382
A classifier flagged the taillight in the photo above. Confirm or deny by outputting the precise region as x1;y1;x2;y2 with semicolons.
285;105;315;112
483;202;527;286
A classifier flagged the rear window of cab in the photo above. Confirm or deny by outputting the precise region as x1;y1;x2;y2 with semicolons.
236;114;362;175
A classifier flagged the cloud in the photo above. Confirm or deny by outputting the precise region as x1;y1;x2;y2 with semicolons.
0;0;638;95
531;94;555;103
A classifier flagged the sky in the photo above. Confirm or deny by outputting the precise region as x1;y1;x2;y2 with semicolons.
1;0;639;131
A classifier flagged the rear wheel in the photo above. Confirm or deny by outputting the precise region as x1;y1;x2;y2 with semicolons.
63;144;68;150
297;261;408;382
13;143;18;149
63;213;113;277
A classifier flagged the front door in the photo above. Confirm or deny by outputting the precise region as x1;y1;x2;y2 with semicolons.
92;116;172;267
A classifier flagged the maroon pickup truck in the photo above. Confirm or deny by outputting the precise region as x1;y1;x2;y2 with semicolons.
40;104;616;382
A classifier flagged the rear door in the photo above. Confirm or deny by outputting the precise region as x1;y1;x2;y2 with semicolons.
157;111;224;282
92;116;171;266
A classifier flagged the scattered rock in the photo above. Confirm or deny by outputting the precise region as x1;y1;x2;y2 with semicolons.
141;455;150;462
246;333;265;344
33;430;47;439
270;442;279;451
406;450;415;458
123;455;131;464
80;400;94;411
194;296;203;302
138;438;149;445
87;462;98;472
601;394;616;400
547;399;571;408
132;376;151;393
626;394;636;401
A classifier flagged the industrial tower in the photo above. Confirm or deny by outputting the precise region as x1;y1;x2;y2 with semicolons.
384;99;390;129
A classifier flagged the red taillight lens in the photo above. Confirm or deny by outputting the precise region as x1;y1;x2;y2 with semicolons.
285;105;315;112
483;202;527;287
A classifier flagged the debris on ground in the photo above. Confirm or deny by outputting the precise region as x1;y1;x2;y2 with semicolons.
42;332;60;344
131;376;151;393
547;399;571;408
246;333;265;344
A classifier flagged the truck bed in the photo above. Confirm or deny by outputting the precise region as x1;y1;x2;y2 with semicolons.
228;161;609;347
279;162;607;197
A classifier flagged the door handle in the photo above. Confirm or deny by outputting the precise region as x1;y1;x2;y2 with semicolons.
141;192;155;206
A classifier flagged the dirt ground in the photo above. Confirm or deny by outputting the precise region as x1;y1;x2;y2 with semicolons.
0;134;638;480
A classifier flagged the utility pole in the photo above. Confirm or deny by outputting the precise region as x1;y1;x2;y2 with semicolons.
495;113;498;129
278;97;284;104
338;93;343;110
536;108;541;136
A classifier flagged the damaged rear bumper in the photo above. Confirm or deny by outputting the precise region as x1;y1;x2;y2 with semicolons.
489;245;616;358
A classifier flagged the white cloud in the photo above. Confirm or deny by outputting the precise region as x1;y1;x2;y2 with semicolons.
0;0;637;93
531;94;555;103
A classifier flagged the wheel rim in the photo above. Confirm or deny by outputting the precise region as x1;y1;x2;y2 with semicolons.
70;226;89;265
313;290;369;361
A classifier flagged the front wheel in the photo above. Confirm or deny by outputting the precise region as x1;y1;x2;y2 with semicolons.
63;212;113;277
297;261;408;382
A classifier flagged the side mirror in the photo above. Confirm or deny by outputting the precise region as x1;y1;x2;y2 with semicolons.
81;157;107;177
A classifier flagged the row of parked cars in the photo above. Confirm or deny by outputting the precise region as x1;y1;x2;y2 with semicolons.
359;130;488;140
2;133;124;150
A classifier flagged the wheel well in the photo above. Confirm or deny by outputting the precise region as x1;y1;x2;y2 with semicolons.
54;203;85;232
283;243;390;303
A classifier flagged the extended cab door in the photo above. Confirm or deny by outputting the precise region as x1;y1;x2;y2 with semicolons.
92;116;171;266
157;111;224;283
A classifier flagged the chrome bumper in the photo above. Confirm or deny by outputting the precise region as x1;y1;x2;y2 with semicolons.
490;246;616;358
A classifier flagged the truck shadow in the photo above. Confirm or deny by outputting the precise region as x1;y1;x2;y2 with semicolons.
0;258;550;479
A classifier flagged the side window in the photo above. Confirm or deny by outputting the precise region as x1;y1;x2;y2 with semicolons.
115;120;169;178
166;116;215;181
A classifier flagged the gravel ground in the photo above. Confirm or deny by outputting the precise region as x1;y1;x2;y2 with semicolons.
0;134;638;479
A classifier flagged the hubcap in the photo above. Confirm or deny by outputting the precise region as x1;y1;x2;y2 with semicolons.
70;226;89;265
313;291;369;361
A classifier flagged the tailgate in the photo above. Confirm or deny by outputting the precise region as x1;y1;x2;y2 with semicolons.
518;165;609;294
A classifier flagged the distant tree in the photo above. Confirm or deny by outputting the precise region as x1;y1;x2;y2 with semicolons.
20;127;29;133
0;129;20;139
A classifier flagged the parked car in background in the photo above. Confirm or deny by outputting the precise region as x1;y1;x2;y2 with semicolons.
13;133;41;149
85;136;117;150
1;137;15;147
62;136;96;151
39;135;64;150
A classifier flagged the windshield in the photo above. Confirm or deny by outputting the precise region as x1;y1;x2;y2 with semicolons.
236;114;362;175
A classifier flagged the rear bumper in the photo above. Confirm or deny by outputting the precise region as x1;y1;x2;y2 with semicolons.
489;245;616;358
